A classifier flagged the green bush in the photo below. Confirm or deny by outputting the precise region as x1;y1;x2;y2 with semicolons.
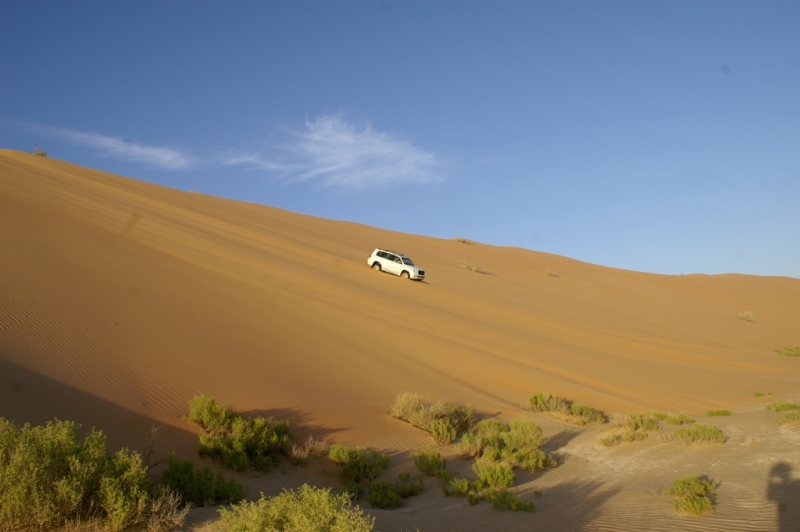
664;476;715;515
651;412;694;425
774;347;800;357
525;393;605;425
391;393;474;443
0;418;187;531
328;445;390;486
707;410;731;417
599;430;648;447
449;478;473;497
472;461;514;489
186;395;290;472
754;391;765;397
778;412;800;424
676;424;725;444
484;488;534;512
160;454;244;507
367;474;424;509
625;413;660;432
459;419;554;472
218;484;375;532
766;401;800;412
413;447;447;476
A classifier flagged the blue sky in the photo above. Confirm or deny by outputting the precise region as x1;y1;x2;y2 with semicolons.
2;1;798;278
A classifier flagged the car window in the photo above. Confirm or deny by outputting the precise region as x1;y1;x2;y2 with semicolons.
392;255;401;263
402;257;414;265
377;251;387;258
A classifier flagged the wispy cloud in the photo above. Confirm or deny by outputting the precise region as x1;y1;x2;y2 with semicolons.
32;124;192;169
223;114;441;189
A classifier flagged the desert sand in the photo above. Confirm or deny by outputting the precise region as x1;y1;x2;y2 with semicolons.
2;148;799;531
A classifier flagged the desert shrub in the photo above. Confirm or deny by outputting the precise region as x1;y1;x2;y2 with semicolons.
651;412;694;425
413;447;447;476
778;412;800;424
218;484;374;532
455;238;470;244
625;413;660;432
774;346;800;357
160;454;244;507
738;311;756;322
707;409;731;417
186;395;289;472
0;418;107;529
754;391;765;397
0;418;188;531
545;269;559;277
99;448;151;531
600;430;648;447
664;476;715;515
676;424;725;444
390;393;474;443
460;259;482;272
367;473;423;509
467;491;481;505
767;401;800;412
459;419;553;471
328;445;390;486
472;461;514;489
484;488;534;512
32;145;47;157
525;393;605;425
449;478;473;497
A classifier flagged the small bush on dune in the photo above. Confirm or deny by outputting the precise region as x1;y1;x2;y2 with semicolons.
391;393;474;443
664;476;716;515
472;461;515;489
367;473;424;509
767;401;800;412
651;412;694;425
459;419;554;472
448;478;476;497
460;259;482;272
625;413;660;432
160;454;244;507
525;393;605;425
754;391;765;397
738;311;756;322
778;412;800;424
676;424;725;445
186;394;290;472
484;488;534;512
329;445;390;487
218;484;374;532
413;447;447;476
707;409;732;417
545;269;559;277
0;418;188;531
774;346;800;357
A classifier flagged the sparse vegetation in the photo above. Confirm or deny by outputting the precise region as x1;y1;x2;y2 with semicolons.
650;412;694;425
0;417;188;531
459;419;555;472
600;431;648;447
413;447;447;477
391;392;474;443
600;412;695;446
159;454;244;507
766;401;800;412
328;445;390;495
484;488;534;512
460;259;482;272
525;392;605;425
32;145;47;157
774;346;800;357
755;391;765;397
664;476;716;515
675;424;726;444
185;394;290;472
777;412;800;424
290;436;330;464
545;269;559;277
707;409;732;417
472;460;515;489
218;484;374;532
367;472;424;509
455;238;470;244
738;311;756;322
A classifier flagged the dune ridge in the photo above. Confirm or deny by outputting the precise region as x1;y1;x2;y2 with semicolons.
2;149;799;530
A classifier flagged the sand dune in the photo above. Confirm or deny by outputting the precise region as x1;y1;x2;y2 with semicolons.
2;149;799;531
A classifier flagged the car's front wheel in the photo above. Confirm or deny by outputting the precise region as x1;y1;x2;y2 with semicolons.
401;271;410;279
372;262;382;271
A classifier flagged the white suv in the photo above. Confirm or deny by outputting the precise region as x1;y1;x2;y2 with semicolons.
367;248;425;280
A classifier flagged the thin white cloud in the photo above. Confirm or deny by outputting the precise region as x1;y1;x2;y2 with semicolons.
33;124;192;169
223;114;441;189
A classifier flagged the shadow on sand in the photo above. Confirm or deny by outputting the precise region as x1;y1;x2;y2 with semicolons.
767;462;800;532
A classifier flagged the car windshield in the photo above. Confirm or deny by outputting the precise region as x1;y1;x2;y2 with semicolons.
402;257;414;265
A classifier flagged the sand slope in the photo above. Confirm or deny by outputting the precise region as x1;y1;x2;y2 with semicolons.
2;149;799;531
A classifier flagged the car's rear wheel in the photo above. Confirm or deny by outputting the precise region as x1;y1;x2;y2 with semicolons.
401;271;410;279
372;262;382;271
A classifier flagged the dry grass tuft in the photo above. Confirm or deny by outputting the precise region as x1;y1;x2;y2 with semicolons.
664;476;716;515
774;346;800;357
675;424;726;445
524;393;605;425
545;269;559;277
738;311;756;322
707;409;732;417
391;393;474;443
460;259;482;272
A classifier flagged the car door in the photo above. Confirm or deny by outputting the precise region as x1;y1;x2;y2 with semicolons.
385;254;402;275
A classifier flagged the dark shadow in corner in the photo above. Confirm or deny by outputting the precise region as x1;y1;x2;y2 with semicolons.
767;461;800;532
0;359;198;458
543;429;582;453
243;407;349;442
